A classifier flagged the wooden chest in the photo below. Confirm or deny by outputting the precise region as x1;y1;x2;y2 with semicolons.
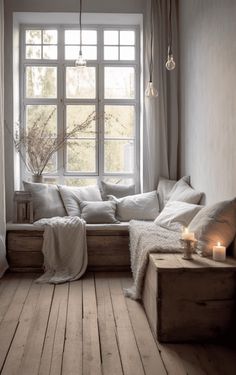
142;253;236;342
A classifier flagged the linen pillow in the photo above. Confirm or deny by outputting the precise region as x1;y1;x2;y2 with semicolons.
157;176;190;211
58;185;102;216
79;201;119;224
154;201;203;231
23;181;66;221
100;180;135;200
189;198;236;256
110;191;159;221
168;178;202;205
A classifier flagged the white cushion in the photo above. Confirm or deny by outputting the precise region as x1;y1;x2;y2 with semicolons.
189;198;236;256
100;180;135;200
154;201;203;231
79;201;119;224
110;191;159;221
157;177;177;211
23;181;66;221
58;185;102;216
168;178;202;205
157;176;190;210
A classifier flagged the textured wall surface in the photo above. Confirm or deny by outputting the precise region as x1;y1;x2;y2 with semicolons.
179;0;236;204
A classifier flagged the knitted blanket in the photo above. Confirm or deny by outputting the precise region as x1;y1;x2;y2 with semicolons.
35;216;87;284
125;220;183;300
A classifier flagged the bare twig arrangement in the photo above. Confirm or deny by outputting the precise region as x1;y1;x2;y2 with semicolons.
13;108;96;176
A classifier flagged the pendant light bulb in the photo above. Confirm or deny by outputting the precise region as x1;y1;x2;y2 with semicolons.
75;0;86;67
165;52;176;71
145;81;158;98
75;50;86;67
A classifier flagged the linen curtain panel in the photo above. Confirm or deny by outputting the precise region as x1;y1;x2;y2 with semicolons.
0;0;8;277
143;0;179;192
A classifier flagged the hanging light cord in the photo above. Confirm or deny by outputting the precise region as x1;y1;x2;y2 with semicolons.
149;0;154;82
79;0;82;53
168;0;172;55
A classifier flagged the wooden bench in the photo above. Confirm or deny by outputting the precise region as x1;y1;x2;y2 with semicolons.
142;253;236;342
6;226;130;272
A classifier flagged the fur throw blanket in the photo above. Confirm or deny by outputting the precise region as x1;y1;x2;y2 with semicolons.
35;216;87;284
125;220;183;300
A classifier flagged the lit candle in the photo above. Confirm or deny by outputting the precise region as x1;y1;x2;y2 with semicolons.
213;242;226;261
181;227;195;241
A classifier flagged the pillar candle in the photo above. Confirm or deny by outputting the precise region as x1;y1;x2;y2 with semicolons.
213;242;226;261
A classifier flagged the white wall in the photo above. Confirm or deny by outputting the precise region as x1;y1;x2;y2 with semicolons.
4;0;144;220
179;0;236;204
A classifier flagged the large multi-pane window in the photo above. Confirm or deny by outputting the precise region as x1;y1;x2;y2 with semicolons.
21;25;140;187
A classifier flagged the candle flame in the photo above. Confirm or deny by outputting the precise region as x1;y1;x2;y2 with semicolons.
184;227;189;233
217;241;221;246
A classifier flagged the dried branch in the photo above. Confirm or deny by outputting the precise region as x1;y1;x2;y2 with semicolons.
12;108;97;176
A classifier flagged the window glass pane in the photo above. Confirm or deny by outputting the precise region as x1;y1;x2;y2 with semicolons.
26;30;41;44
43;45;57;59
120;46;135;60
65;46;80;60
26;45;41;59
104;140;134;173
65;46;96;60
82;46;97;60
82;30;97;44
65;30;97;45
67;140;96;172
67;105;96;138
64;178;97;186
104;30;118;45
66;67;96;99
120;30;135;45
26;105;57;135
26;66;57;98
65;30;80;44
43;30;58;44
104;46;118;60
43;152;57;173
103;177;134;185
26;105;57;172
105;105;135;138
104;67;135;99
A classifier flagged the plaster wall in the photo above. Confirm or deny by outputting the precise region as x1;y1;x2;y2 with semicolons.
179;0;236;204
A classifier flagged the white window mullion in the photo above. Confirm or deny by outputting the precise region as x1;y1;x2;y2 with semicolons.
57;26;64;184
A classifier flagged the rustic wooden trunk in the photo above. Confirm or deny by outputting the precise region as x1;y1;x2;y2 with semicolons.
6;229;130;272
142;253;236;343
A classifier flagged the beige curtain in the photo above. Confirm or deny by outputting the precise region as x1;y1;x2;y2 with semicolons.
0;0;8;277
143;0;179;192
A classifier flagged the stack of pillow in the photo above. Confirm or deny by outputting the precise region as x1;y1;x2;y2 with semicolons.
23;175;236;256
154;176;236;256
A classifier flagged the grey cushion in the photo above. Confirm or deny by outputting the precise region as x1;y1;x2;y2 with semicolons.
168;178;202;205
23;181;66;221
189;198;236;256
80;201;119;224
154;201;203;231
100;180;135;200
110;191;159;221
157;176;190;210
58;185;102;216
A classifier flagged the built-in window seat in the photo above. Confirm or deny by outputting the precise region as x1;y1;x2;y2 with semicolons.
6;223;130;272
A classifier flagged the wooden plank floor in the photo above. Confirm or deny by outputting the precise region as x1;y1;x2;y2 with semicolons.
0;272;236;375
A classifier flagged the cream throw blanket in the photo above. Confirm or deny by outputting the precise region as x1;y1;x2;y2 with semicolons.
35;216;87;284
125;220;183;300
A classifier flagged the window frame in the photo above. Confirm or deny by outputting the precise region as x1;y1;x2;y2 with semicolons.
20;24;140;188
